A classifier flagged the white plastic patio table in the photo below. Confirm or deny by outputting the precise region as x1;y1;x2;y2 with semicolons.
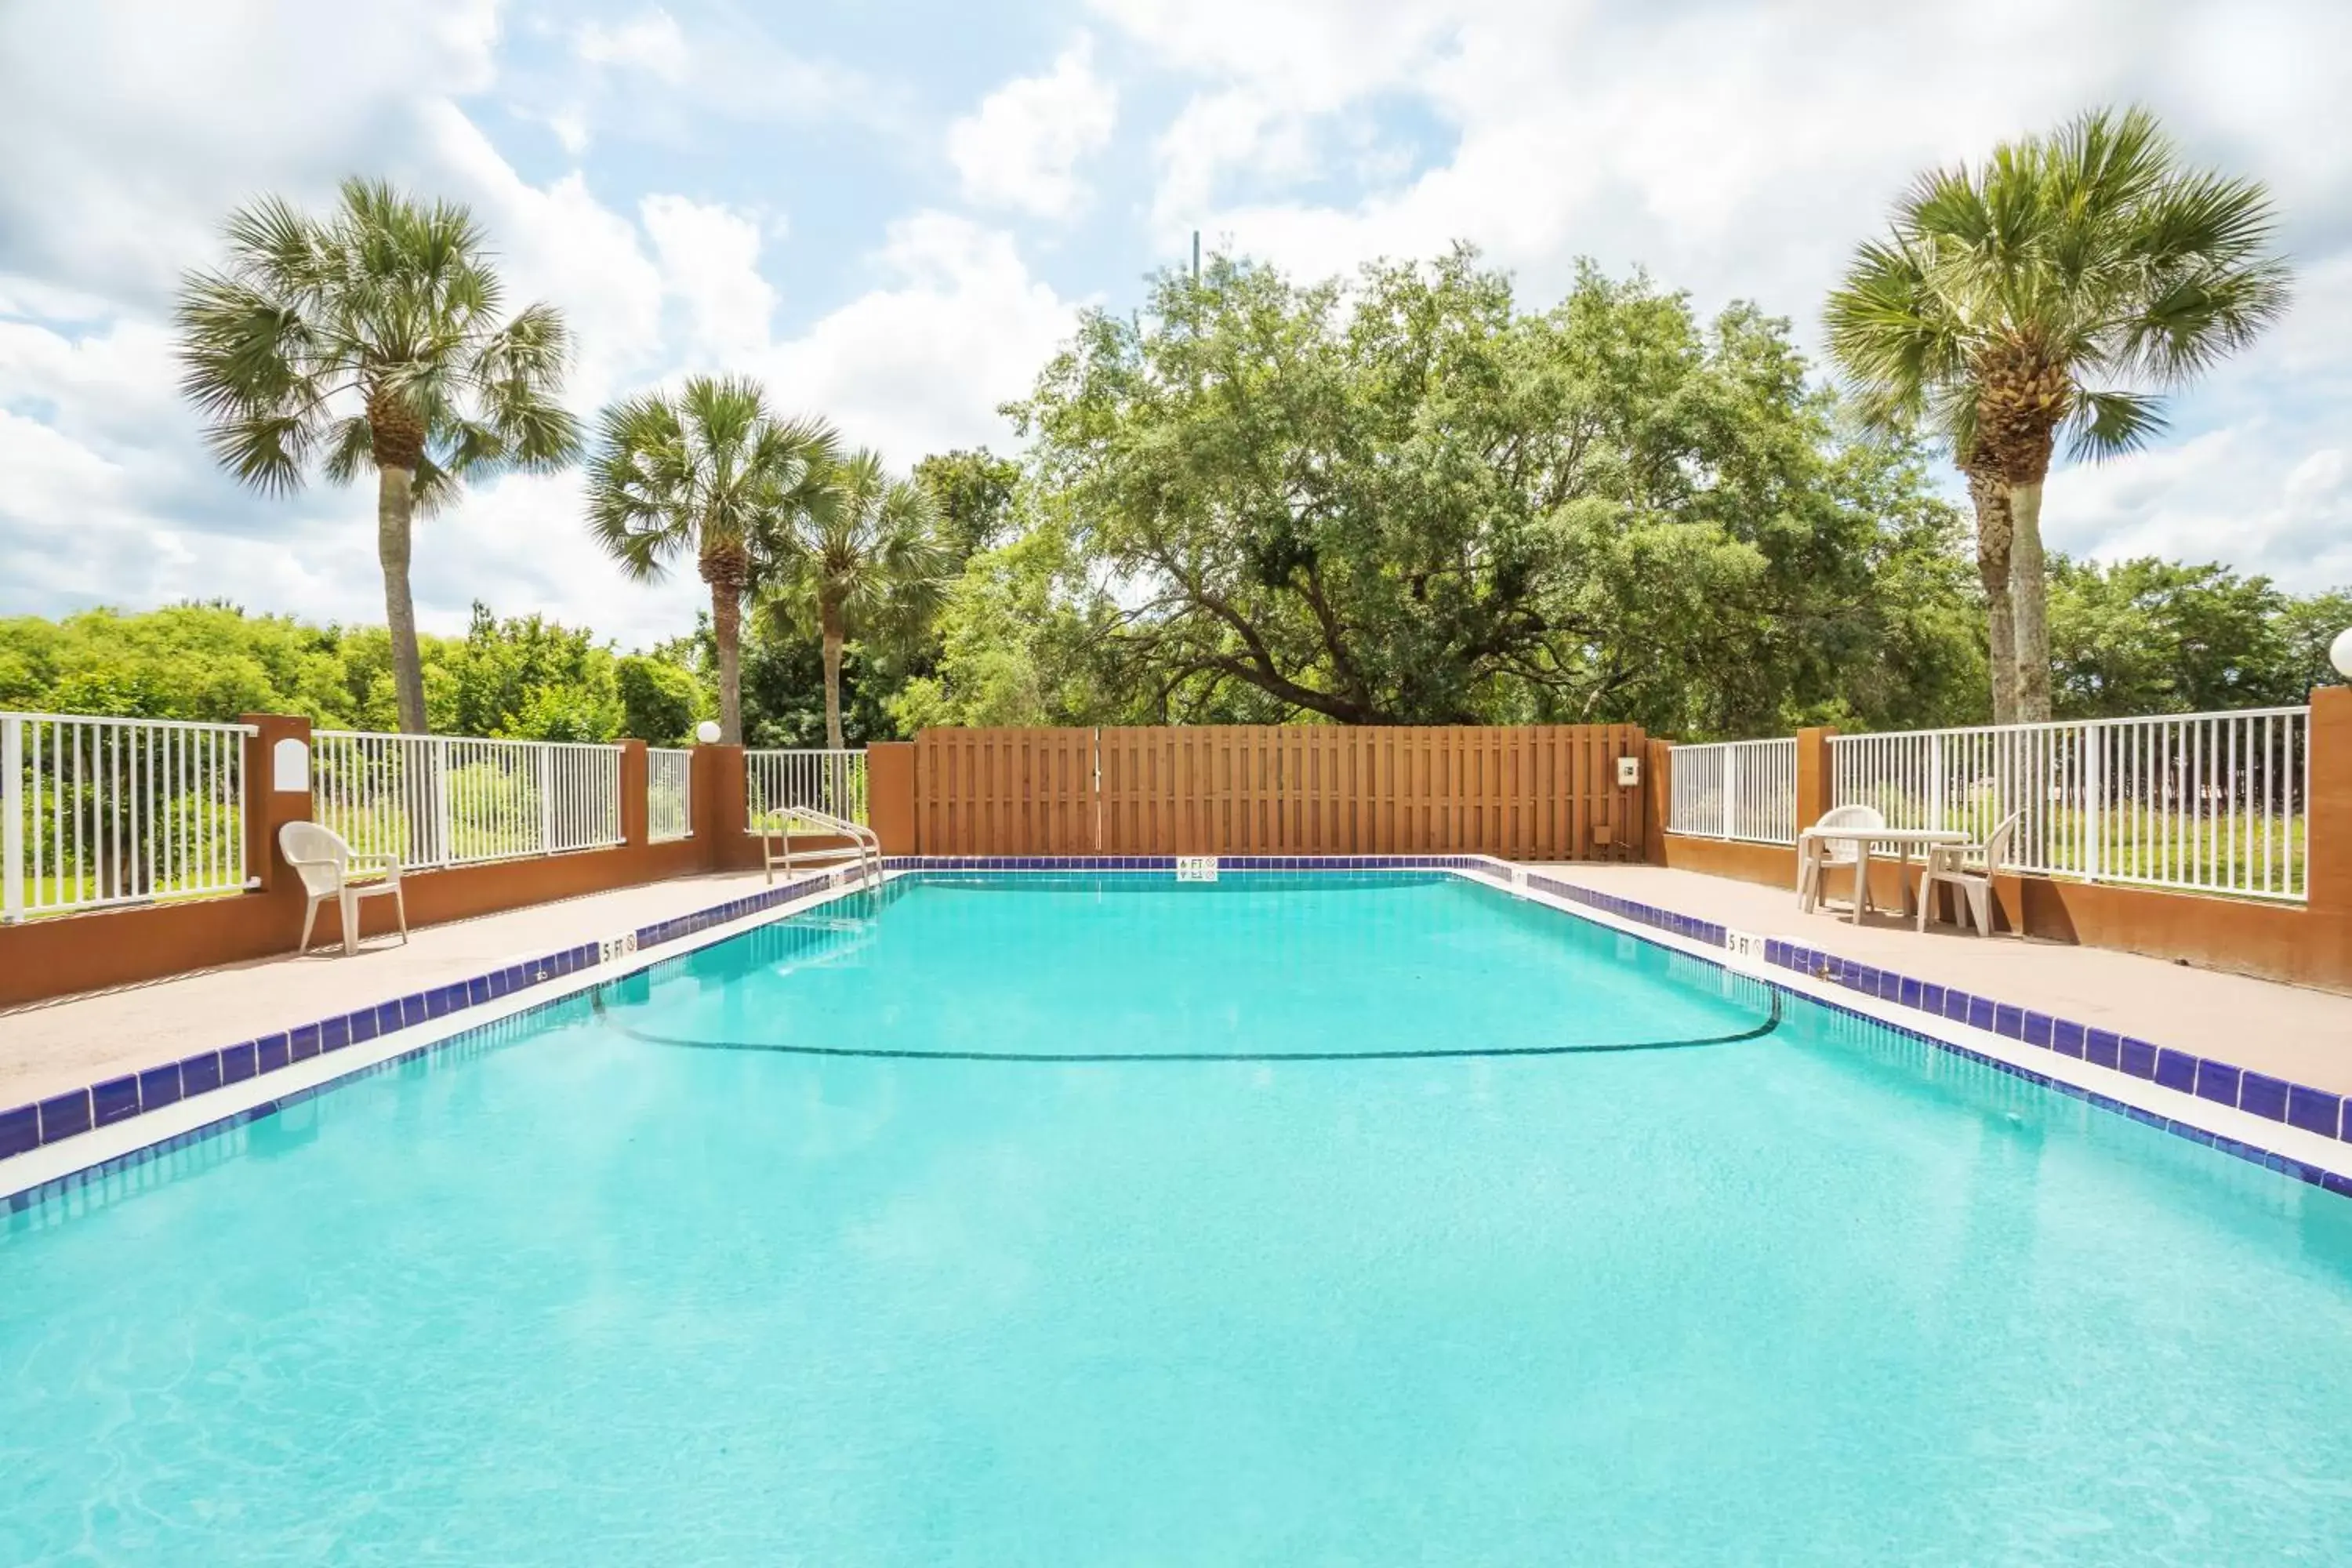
1797;826;1973;924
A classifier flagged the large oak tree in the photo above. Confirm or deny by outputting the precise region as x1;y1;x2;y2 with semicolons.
1008;247;1977;737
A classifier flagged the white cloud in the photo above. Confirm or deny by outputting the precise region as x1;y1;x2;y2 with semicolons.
575;10;692;82
0;0;501;304
641;196;780;367
419;103;670;413
1152;89;1319;229
2047;432;2352;592
530;3;895;156
1091;0;1452;102
753;214;1080;463
948;38;1120;220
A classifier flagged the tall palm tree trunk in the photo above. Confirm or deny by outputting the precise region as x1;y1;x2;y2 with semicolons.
701;539;751;745
2008;476;2053;722
377;463;429;734
710;586;743;745
820;597;846;752
1965;469;2018;725
1976;355;2066;724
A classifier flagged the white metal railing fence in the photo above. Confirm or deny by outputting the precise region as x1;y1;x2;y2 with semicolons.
648;747;693;843
1831;707;2310;901
1667;738;1798;844
312;731;623;869
2;712;255;921
746;749;869;829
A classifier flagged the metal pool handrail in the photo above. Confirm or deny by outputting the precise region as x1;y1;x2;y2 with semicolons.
757;803;880;887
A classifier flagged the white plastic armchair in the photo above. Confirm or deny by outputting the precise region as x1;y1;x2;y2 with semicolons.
1797;804;1886;914
1918;811;2023;937
279;822;409;956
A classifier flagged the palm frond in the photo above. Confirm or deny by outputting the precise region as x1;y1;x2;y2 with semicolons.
410;452;459;515
439;417;510;479
1823;235;1970;435
198;409;318;497
585;391;699;582
321;415;375;487
172;274;324;416
756;447;956;644
493;395;584;473
2062;389;2168;461
2122;261;2293;383
2132;170;2280;271
471;302;572;387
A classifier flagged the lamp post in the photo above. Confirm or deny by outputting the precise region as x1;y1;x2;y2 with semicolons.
694;720;722;745
2332;626;2352;681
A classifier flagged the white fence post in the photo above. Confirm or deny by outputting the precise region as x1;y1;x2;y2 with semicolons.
1926;733;1944;833
431;737;452;868
2;714;20;923
2083;727;2103;883
1722;746;1738;840
537;746;555;856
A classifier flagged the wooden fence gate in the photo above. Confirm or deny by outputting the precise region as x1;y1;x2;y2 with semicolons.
915;724;1646;860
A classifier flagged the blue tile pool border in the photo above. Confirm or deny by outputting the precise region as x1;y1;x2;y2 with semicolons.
8;854;2347;1210
2;864;866;1188
1512;868;2352;1198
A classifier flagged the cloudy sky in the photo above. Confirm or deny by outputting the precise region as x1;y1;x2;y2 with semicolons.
2;0;2347;649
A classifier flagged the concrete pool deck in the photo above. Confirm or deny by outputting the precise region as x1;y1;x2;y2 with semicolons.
1530;862;2352;1099
0;869;784;1109
5;857;2349;1120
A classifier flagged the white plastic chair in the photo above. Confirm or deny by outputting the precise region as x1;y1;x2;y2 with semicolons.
279;822;408;956
1917;811;2023;937
1798;804;1886;914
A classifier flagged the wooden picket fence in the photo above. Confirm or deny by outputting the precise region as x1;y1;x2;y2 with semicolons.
913;724;1647;859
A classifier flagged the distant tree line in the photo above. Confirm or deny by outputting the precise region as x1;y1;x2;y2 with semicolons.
8;541;2339;746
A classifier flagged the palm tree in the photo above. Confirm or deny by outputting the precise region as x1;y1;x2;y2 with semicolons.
175;178;580;733
761;449;953;750
1826;107;2289;721
586;376;837;743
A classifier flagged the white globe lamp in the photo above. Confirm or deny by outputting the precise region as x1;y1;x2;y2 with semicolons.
694;720;722;745
2332;626;2352;681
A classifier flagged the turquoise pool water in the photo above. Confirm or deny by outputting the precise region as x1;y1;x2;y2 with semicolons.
4;870;2350;1563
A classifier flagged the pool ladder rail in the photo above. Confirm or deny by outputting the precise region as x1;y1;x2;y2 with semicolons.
758;805;882;890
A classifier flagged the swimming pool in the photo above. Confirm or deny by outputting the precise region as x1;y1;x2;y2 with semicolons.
4;869;2349;1563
